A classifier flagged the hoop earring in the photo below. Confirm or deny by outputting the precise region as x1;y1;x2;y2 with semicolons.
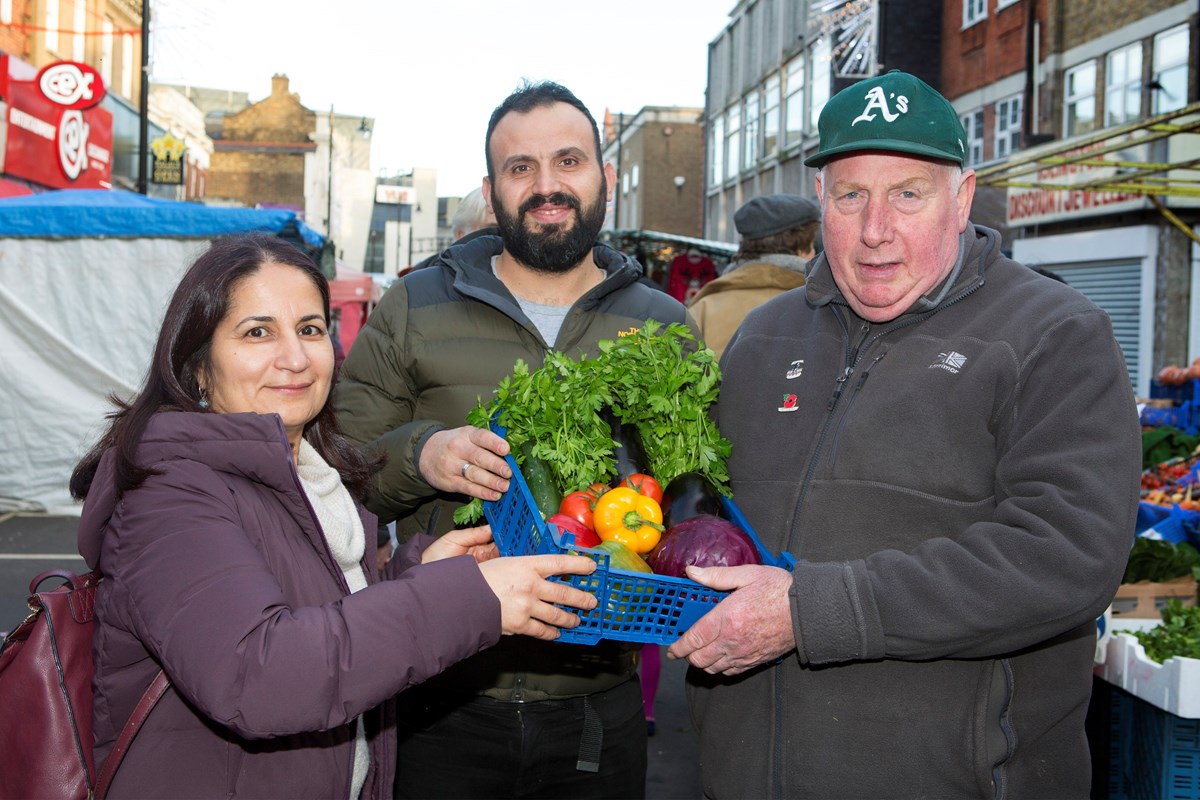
198;388;210;409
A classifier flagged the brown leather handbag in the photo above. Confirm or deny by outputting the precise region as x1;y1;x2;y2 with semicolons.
0;569;168;799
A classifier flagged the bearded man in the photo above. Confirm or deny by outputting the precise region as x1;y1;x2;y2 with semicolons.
335;80;692;799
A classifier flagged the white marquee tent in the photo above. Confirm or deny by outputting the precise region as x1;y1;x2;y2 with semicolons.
0;190;323;513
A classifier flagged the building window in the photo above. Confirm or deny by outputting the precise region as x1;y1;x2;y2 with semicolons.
73;0;86;62
743;92;759;170
996;0;1019;8
995;94;1021;160
1153;25;1190;114
709;114;725;188
121;33;134;98
631;164;639;189
1064;60;1097;137
784;54;805;147
725;105;741;182
963;0;986;28
622;171;629;196
100;19;113;87
1105;43;1142;126
0;0;10;25
810;37;831;134
961;109;984;166
763;74;781;158
45;0;60;51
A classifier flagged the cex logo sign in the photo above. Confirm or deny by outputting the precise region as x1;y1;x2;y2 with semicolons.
36;62;106;110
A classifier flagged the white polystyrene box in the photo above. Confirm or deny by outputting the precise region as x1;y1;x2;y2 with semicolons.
1095;631;1200;718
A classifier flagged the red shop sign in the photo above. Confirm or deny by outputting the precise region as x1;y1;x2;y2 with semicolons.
3;59;113;189
36;61;106;110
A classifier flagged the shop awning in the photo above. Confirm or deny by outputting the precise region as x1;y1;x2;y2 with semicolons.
0;188;325;247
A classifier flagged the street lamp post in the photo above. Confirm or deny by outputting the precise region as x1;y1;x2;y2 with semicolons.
325;105;334;238
136;0;150;194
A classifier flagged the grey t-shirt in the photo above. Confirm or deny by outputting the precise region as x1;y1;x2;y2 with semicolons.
492;256;571;347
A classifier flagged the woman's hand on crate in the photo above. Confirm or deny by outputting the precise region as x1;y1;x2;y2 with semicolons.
421;524;500;565
667;564;795;675
419;425;512;500
480;554;599;640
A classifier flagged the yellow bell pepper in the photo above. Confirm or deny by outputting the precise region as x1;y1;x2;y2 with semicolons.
592;487;664;554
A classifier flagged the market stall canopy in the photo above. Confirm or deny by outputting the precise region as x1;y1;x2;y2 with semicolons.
0;188;325;246
974;102;1200;235
0;190;327;514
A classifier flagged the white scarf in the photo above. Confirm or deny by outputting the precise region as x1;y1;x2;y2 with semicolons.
296;439;369;798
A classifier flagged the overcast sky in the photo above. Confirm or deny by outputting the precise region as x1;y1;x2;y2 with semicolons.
150;0;736;197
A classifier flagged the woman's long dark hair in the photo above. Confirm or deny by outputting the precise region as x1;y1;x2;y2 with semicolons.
70;234;380;501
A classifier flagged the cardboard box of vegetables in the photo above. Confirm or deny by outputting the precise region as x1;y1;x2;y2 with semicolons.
456;321;793;645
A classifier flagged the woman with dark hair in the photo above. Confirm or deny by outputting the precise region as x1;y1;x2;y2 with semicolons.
71;233;596;798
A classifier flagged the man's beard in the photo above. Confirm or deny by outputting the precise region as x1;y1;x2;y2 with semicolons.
493;184;607;274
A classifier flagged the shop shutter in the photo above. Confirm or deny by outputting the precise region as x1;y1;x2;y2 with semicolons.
1049;261;1143;388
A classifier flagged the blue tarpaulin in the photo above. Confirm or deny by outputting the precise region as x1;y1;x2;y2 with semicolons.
0;189;324;248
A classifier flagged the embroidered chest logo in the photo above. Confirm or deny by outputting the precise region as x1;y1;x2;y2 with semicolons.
616;327;639;337
778;393;799;413
786;360;804;380
930;351;967;374
852;87;909;126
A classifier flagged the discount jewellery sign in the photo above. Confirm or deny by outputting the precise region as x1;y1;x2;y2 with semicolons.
1005;134;1147;226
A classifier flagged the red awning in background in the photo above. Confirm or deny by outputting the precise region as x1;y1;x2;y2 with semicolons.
0;177;34;198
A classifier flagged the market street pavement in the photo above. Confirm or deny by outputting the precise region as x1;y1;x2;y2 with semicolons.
0;512;703;798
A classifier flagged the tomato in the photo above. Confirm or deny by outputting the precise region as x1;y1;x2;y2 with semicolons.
548;513;601;548
621;473;663;505
559;488;602;531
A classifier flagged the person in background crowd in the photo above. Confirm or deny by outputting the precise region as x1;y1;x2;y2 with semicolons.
451;186;498;242
687;193;820;359
70;233;598;798
668;70;1141;798
336;81;695;799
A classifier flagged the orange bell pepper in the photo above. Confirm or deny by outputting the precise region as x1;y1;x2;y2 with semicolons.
593;487;664;554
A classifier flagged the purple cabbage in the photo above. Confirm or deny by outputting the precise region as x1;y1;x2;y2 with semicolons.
646;514;762;578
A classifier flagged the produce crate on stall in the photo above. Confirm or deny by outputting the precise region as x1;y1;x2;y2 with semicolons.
1097;627;1200;798
482;423;795;646
1104;685;1200;800
1144;379;1200;434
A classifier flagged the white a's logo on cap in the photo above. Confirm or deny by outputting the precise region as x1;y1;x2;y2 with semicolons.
852;87;909;126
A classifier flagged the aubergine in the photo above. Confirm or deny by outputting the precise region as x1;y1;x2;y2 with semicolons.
660;472;723;528
599;407;649;482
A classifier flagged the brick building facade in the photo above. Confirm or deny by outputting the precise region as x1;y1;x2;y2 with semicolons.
603;107;705;237
207;74;316;211
940;0;1197;394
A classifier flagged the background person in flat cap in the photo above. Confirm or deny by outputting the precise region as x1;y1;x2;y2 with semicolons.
686;194;819;358
670;69;1139;798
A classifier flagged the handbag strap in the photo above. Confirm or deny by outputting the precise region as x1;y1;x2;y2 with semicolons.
93;669;170;799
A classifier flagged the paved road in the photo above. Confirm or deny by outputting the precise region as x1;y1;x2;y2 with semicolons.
0;512;703;797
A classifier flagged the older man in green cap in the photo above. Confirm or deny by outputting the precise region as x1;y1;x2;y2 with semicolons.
669;70;1140;798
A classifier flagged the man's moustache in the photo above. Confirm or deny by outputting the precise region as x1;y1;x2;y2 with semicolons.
519;192;582;215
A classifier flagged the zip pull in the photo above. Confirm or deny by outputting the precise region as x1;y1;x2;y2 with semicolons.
827;366;853;410
854;352;887;391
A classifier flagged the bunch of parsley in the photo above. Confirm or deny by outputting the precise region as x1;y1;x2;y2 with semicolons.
1134;599;1200;663
454;320;731;525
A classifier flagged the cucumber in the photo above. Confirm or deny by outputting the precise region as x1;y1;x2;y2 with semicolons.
520;441;562;520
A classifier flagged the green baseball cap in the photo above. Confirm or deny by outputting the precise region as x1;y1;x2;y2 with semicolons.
804;70;967;168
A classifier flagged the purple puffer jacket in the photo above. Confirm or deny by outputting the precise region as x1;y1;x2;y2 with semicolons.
78;412;501;798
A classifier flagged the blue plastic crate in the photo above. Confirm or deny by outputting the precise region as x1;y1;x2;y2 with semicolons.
482;423;794;645
1142;404;1196;433
1137;504;1200;548
1109;687;1200;800
1151;379;1200;405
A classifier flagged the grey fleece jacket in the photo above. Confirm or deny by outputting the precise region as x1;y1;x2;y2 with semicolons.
689;224;1141;799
